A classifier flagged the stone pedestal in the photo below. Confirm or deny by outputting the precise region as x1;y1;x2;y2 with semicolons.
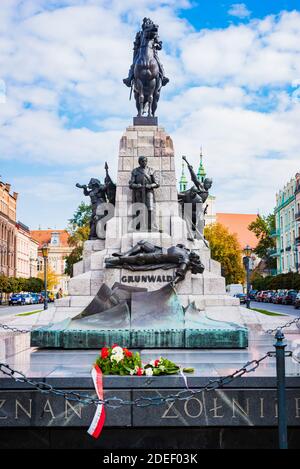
34;123;248;349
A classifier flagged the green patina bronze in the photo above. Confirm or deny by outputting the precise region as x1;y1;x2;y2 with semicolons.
30;284;248;349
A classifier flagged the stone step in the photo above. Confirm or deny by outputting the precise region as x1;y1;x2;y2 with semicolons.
68;271;104;296
179;294;240;310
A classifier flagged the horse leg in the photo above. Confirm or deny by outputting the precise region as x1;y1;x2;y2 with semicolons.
152;77;161;116
147;79;156;117
136;79;144;117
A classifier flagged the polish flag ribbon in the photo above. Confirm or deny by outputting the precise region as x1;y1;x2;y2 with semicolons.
87;364;106;439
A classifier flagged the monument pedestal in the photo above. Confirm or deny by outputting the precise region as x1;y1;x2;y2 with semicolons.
31;123;248;349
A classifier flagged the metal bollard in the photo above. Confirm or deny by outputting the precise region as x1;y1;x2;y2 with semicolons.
274;329;288;449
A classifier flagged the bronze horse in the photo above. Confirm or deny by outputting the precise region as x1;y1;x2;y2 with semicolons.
133;22;162;117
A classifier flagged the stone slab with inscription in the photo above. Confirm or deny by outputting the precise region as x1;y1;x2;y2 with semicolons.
0;386;299;428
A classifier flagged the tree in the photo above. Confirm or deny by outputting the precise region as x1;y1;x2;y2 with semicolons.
251;272;300;291
204;223;245;284
26;277;44;293
69;202;92;230
65;202;91;277
0;275;44;295
38;265;59;291
248;214;276;270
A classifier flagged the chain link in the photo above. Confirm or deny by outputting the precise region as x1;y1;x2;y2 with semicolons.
0;353;271;408
0;315;298;407
266;316;300;335
0;323;32;334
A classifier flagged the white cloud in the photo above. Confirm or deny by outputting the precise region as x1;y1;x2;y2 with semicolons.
180;11;300;88
228;3;251;19
0;2;300;228
0;79;6;103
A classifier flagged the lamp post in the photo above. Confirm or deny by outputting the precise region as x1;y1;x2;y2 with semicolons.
243;244;252;309
41;244;49;311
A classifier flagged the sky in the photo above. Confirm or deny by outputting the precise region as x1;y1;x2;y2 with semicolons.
0;0;300;230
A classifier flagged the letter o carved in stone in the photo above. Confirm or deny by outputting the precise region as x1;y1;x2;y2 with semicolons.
184;398;203;418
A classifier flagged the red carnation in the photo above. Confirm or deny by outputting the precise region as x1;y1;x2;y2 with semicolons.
136;368;144;376
154;359;160;367
124;348;133;358
101;347;109;359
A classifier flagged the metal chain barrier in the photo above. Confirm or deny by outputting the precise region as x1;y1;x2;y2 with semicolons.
266;316;300;335
0;323;32;334
0;353;272;409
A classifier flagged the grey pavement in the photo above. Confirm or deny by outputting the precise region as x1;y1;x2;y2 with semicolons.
245;301;300;317
0;303;48;318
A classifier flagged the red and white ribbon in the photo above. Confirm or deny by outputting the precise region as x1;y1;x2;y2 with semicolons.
87;364;106;439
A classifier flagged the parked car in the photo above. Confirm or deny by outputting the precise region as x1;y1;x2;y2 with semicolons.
272;291;286;304
234;293;247;304
22;293;33;305
249;290;258;300
254;291;261;301
256;291;269;302
30;293;40;304
226;284;243;296
294;293;300;309
261;291;270;302
282;290;298;305
264;291;276;303
9;294;25;306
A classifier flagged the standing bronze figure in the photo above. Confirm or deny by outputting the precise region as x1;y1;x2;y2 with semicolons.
76;163;116;240
179;156;212;242
129;156;159;231
123;18;169;117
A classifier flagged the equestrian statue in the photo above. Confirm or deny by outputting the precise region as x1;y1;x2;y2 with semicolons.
123;17;169;117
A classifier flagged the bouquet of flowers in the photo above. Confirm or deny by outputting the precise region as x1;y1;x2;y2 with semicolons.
95;345;194;376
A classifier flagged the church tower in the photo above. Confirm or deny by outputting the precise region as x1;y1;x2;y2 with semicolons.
179;161;188;192
197;148;206;183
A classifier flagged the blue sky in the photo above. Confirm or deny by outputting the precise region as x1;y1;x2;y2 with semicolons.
0;0;300;230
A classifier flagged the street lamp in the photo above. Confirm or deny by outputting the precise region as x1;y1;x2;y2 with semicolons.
243;245;252;309
41;244;49;310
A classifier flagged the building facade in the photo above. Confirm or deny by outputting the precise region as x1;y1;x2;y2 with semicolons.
0;180;18;277
30;230;72;294
295;173;300;273
16;222;39;278
273;177;298;274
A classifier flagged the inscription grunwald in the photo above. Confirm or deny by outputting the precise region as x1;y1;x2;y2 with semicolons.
0;389;300;427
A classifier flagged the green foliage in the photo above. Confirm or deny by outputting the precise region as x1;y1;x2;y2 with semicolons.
204;223;245;284
0;275;44;294
248;214;276;269
26;277;44;293
95;346;194;376
68;202;92;230
251;272;300;291
65;246;84;277
65;202;91;277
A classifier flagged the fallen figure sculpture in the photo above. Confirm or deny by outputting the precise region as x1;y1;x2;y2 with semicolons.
105;240;205;285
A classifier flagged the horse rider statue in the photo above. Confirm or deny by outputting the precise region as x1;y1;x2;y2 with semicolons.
123;17;169;88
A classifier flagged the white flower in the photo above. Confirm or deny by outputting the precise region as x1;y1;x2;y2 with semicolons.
145;368;153;376
110;351;124;363
111;346;123;356
110;347;124;363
